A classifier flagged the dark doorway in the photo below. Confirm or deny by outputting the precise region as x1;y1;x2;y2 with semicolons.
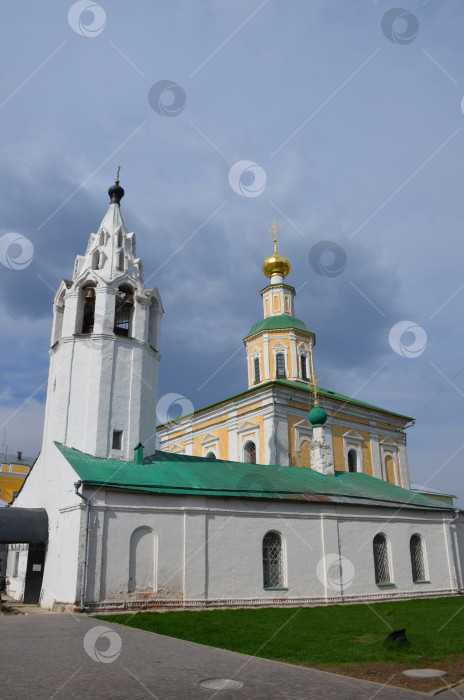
23;548;46;604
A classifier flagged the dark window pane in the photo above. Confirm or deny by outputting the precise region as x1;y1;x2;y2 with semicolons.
276;353;286;377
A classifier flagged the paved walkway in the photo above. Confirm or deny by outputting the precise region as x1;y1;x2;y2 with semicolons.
0;614;462;699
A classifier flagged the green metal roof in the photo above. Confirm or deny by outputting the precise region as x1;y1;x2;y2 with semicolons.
157;379;413;429
244;314;313;340
273;379;414;421
56;442;451;511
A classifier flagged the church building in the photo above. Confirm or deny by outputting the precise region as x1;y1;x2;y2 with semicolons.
158;224;412;490
6;180;463;611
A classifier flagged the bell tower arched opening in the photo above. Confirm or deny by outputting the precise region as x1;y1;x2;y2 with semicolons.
114;284;134;337
81;284;96;334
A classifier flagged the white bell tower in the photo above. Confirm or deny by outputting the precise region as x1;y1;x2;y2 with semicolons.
41;176;163;460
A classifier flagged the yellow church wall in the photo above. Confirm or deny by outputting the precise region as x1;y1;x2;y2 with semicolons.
269;337;292;378
167;429;186;441
330;424;373;475
331;411;369;426
377;421;397;431
192;426;230;460
237;401;262;416
287;400;310;411
287;414;311;468
196;415;229;432
238;414;265;464
331;425;347;470
359;433;373;476
385;455;396;484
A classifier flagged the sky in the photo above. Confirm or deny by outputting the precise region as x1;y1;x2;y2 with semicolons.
0;0;463;504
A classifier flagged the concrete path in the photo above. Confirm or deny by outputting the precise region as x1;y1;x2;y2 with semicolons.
0;614;460;699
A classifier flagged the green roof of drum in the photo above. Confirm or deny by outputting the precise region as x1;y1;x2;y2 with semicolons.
56;442;452;511
244;314;313;339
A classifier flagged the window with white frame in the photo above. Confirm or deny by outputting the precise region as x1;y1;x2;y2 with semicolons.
373;533;391;584
262;531;284;588
410;534;426;582
275;353;286;378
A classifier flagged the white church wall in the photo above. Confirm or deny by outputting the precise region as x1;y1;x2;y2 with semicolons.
81;491;457;609
337;512;454;598
11;445;82;608
94;490;185;602
452;515;464;590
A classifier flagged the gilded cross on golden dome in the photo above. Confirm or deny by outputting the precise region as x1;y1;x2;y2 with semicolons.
115;165;121;184
268;220;282;252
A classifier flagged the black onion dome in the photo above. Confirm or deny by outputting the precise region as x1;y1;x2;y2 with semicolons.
108;180;124;204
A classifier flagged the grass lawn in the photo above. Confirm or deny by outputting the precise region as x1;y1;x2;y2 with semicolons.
96;597;464;668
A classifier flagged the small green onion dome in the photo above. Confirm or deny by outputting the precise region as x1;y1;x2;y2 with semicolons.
308;405;327;427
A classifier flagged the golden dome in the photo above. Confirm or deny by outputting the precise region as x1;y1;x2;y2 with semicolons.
262;251;291;279
263;220;291;279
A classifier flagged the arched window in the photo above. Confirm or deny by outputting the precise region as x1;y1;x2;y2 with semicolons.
91;250;100;270
263;531;284;588
276;353;286;378
253;357;261;383
81;286;95;334
98;230;106;247
385;455;396;484
244;441;256;464
300;355;308;380
114;284;134;337
128;527;155;593
347;448;357;473
373;534;391;584
410;534;426;582
117;250;124;271
205;451;216;459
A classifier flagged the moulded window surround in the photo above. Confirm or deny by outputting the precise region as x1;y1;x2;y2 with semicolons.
263;531;284;588
373;533;391;584
112;430;123;450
